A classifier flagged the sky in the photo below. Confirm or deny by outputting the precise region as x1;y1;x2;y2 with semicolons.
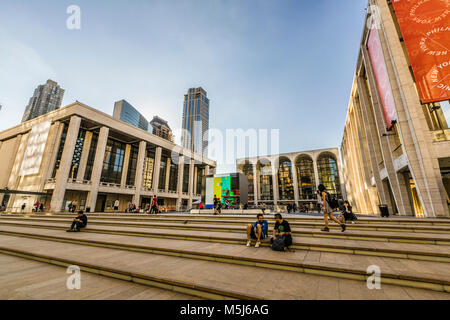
0;0;368;173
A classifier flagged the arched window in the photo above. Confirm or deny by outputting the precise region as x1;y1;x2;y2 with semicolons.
278;158;294;201
296;155;316;200
317;153;342;198
258;160;273;201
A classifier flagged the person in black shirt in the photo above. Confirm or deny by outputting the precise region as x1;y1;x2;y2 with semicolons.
272;213;294;252
67;211;88;232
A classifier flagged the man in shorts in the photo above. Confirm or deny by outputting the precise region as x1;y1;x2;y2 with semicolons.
246;214;268;248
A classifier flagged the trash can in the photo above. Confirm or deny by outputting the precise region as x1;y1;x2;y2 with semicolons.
86;207;91;213
379;205;389;218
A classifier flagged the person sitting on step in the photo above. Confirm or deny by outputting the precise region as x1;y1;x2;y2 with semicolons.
246;214;268;248
271;213;294;252
67;211;88;232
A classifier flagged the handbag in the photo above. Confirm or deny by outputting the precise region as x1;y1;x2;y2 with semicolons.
271;236;286;251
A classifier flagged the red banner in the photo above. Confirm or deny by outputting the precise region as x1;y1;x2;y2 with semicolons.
367;21;398;130
392;0;450;103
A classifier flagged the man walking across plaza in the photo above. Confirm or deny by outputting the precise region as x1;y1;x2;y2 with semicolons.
246;214;269;248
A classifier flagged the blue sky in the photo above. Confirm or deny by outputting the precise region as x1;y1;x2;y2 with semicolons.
0;0;367;173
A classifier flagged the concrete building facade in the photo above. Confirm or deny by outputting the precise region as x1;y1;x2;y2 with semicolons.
0;102;215;213
341;0;450;217
236;148;345;208
22;80;65;122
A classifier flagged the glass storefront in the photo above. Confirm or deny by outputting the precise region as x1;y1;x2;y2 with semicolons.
296;155;316;200
101;139;125;184
317;153;342;198
142;149;155;190
278;158;294;201
258;161;273;201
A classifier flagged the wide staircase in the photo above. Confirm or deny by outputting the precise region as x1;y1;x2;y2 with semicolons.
0;212;450;300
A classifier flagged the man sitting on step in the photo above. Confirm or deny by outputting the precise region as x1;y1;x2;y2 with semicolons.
246;214;268;248
67;211;88;232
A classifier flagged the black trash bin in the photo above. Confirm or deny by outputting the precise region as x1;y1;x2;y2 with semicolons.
86;207;91;213
379;205;389;218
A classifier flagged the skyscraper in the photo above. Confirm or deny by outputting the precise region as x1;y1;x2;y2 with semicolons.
22;80;65;122
181;87;209;155
113;99;149;131
150;116;173;142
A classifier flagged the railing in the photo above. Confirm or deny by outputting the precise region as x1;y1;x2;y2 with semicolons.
67;178;91;185
142;187;153;192
46;178;56;184
100;182;122;188
124;185;136;190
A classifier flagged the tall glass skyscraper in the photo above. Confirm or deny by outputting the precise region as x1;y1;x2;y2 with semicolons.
181;87;209;155
113;100;149;132
22;80;65;122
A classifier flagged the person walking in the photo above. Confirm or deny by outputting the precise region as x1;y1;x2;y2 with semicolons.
318;184;346;232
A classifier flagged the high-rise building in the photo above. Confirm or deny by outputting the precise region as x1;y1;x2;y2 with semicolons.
113;100;149;131
22;80;65;122
150;116;173;142
181;87;209;155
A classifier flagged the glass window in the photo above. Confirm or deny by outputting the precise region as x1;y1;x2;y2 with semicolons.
101;139;126;184
126;146;139;186
296;156;316;200
317;154;342;198
258;161;273;201
278;159;294;200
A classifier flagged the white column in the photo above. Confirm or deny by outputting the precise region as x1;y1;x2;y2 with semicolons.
132;141;146;206
291;160;300;207
164;157;171;192
313;158;320;190
76;131;92;182
152;147;162;194
86;127;109;212
50;116;81;213
176;156;185;211
188;158;195;207
272;164;279;206
253;163;259;206
193;166;198;195
121;144;132;187
46;122;65;181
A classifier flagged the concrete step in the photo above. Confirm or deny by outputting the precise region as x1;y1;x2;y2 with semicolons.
2;221;450;263
1;233;449;299
2;217;450;245
5;214;450;233
5;212;450;226
0;254;198;300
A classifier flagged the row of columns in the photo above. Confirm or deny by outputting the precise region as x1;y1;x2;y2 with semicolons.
48;118;204;213
248;158;332;207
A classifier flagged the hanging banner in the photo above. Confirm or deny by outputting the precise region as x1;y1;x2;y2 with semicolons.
392;0;450;103
20;121;52;176
367;21;398;130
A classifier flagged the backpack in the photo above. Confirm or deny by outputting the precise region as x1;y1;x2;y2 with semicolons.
326;192;339;210
271;236;286;251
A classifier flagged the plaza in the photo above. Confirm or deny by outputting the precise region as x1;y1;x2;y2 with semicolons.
1;0;450;302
